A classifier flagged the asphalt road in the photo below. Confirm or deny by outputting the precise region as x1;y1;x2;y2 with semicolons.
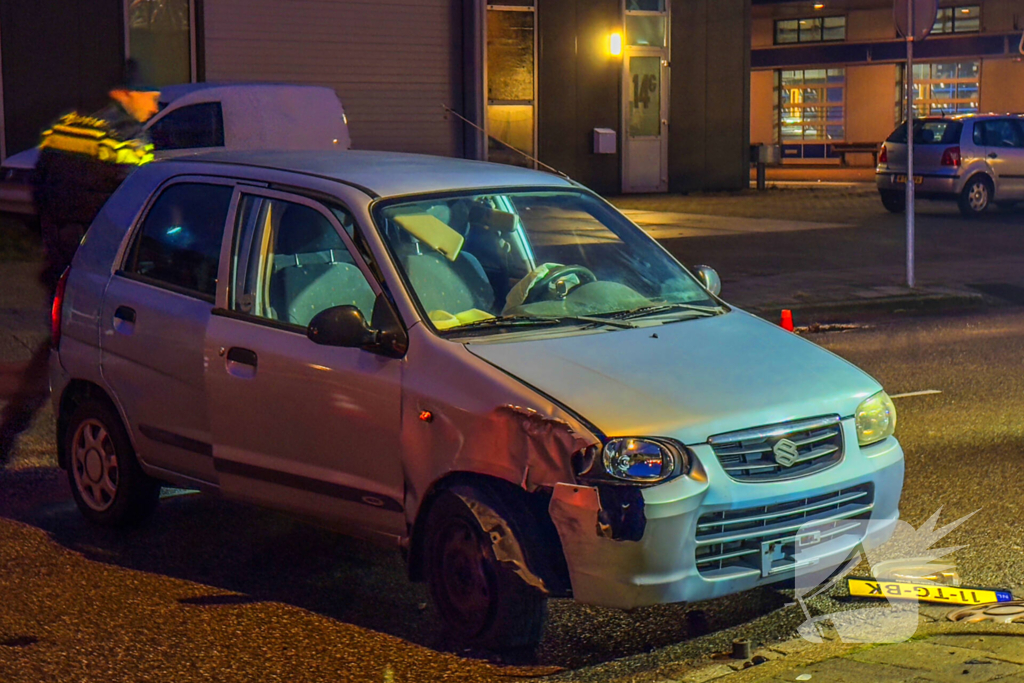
2;307;1023;682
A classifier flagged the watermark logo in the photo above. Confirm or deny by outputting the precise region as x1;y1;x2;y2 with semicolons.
792;507;978;644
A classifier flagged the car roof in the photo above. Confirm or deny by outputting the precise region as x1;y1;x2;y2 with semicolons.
174;150;577;198
158;82;338;106
919;113;1024;121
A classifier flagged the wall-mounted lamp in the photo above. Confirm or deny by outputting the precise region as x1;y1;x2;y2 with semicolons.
610;31;623;56
813;2;825;9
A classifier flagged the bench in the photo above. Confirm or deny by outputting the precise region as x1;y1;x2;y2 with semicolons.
831;143;882;166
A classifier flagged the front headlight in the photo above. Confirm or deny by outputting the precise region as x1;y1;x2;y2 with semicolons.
855;391;897;446
601;438;687;483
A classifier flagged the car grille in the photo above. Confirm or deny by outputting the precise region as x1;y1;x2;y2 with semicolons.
708;416;844;482
694;483;874;579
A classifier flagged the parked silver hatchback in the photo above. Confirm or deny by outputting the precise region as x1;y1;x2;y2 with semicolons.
52;151;903;651
876;114;1024;217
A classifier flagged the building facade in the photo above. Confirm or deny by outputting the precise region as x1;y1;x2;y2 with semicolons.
0;0;751;195
751;0;1024;166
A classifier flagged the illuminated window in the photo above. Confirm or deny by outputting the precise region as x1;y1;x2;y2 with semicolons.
129;0;194;86
774;16;846;45
486;2;536;168
774;69;845;143
932;5;981;34
896;61;980;118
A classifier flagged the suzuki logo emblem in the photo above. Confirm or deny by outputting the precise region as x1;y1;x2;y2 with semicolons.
772;438;800;467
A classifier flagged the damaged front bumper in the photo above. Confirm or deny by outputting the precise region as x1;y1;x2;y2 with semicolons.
550;422;904;610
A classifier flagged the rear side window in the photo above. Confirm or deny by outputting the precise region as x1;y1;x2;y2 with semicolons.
973;120;1024;148
148;102;225;150
886;120;963;145
125;183;233;298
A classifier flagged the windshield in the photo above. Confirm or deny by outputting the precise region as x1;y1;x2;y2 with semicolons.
373;189;719;337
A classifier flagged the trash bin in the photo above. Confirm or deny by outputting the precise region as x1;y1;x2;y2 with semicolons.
750;144;780;190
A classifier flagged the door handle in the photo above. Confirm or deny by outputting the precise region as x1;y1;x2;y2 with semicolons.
112;305;136;334
225;347;258;379
114;306;136;323
226;347;257;367
989;152;999;159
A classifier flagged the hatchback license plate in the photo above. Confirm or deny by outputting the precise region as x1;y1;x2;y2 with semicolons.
895;175;923;185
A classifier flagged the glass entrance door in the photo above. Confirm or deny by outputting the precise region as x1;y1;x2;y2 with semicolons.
622;1;670;193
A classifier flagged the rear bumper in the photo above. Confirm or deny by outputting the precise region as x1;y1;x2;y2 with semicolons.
875;171;962;199
550;422;904;610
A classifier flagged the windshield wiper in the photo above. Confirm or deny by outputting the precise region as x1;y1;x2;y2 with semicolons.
445;314;636;333
606;302;724;321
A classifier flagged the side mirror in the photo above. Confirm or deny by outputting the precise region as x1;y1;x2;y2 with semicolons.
692;265;722;297
307;305;378;348
306;295;408;358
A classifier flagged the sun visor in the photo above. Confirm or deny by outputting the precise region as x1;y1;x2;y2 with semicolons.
394;214;464;262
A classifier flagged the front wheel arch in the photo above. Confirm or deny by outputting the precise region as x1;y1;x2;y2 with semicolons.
407;473;571;596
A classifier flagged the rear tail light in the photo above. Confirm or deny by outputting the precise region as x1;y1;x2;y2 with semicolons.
51;268;70;349
879;145;888;165
941;146;961;167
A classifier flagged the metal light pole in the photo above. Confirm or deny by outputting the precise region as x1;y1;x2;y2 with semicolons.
905;0;915;288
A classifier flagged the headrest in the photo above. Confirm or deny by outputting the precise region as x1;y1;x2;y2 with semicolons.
394;214;464;261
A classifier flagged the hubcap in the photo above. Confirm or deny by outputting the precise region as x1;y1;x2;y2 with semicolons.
969;182;989;211
71;419;118;512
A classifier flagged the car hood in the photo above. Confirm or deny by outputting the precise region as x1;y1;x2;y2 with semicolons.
2;147;39;170
466;310;882;444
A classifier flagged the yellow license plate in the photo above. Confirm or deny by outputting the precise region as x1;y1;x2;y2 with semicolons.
848;578;1013;605
895;175;923;185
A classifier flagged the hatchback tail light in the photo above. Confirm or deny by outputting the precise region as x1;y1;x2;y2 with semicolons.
941;146;961;167
879;145;888;165
51;268;70;349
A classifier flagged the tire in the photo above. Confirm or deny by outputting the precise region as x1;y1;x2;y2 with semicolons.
65;399;160;527
423;488;547;651
879;190;905;213
958;176;993;218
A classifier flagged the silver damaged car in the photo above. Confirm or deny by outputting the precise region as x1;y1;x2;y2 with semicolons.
51;150;904;650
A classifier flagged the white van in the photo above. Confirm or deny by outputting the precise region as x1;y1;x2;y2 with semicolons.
0;83;351;214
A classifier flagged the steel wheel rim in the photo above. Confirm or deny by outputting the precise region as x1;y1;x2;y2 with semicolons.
437;519;493;633
71;418;119;512
969;182;989;211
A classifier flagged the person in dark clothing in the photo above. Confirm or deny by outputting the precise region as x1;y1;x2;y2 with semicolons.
34;63;159;293
0;63;158;464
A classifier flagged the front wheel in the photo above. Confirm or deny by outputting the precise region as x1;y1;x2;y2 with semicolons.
65;400;161;527
880;190;905;213
958;176;993;217
424;488;547;651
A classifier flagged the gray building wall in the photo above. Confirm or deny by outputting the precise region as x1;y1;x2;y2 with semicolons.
538;0;751;195
537;0;622;194
670;0;752;193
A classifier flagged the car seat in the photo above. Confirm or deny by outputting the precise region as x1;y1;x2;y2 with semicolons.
269;203;376;327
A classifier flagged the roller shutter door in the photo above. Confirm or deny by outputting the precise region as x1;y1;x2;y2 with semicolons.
203;0;461;156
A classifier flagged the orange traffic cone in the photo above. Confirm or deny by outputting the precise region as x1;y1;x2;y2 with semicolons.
780;309;794;332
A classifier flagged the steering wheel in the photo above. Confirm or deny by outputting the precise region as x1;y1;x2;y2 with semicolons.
523;264;597;304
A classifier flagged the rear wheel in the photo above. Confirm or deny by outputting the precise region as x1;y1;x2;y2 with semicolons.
879;190;905;213
65;400;160;527
958;176;993;217
424;488;547;651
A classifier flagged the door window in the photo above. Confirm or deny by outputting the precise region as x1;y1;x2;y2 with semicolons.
125;183;233;298
628;56;662;137
973;120;1024;148
148;103;225;150
230;196;376;327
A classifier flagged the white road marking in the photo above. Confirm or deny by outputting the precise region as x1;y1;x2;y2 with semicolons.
890;390;943;399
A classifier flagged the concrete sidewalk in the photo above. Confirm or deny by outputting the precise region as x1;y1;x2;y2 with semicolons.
657;618;1024;683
